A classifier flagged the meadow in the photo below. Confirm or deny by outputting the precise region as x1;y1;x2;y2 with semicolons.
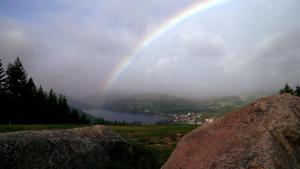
0;124;198;166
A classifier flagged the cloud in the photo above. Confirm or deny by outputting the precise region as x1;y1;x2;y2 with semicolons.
0;0;299;99
248;30;300;85
0;17;32;62
219;30;300;92
112;22;230;96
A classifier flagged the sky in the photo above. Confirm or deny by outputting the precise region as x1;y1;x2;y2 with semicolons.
0;0;300;100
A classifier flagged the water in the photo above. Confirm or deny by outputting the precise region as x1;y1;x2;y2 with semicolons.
84;109;166;123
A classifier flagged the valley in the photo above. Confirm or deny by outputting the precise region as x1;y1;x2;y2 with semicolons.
88;91;275;124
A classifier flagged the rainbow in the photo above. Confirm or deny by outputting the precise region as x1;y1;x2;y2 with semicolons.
100;0;231;95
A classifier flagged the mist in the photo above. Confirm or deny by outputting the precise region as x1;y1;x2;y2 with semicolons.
0;0;300;102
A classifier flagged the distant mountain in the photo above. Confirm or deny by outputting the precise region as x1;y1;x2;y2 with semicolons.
100;91;276;116
66;96;98;109
102;93;209;114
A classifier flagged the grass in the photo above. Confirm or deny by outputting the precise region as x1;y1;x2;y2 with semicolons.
108;124;198;166
0;124;91;133
0;124;198;167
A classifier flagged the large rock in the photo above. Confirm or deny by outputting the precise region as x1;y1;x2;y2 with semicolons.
163;94;300;169
0;125;157;169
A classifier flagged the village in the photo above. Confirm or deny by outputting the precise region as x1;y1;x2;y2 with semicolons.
168;112;215;125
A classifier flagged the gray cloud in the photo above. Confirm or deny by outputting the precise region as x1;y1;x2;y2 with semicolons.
248;30;300;87
0;0;299;100
0;17;34;64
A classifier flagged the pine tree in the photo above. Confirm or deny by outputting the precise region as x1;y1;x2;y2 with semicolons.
5;57;28;119
0;59;7;95
26;78;37;95
36;85;47;105
24;77;38;115
279;83;294;94
57;95;69;113
0;57;89;124
48;89;58;105
80;114;89;124
34;85;47;122
0;59;9;122
0;59;6;93
6;57;28;97
47;89;59;122
295;85;300;97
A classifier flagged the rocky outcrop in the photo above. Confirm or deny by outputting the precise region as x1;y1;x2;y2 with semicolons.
0;125;157;169
163;94;300;169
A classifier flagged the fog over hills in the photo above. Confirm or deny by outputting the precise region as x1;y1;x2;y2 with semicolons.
74;90;276;115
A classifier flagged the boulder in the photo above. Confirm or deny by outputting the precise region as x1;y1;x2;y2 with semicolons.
0;125;157;169
163;94;300;169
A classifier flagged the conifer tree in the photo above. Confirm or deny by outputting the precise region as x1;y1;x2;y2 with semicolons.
6;57;28;97
48;89;58;105
36;85;47;105
279;83;294;94
295;85;300;97
24;77;37;113
26;78;37;95
0;59;6;93
0;58;8;119
57;95;69;113
0;57;90;124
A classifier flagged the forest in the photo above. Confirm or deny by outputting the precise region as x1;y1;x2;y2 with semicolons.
0;58;89;124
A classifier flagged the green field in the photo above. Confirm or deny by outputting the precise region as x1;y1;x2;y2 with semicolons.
0;124;198;167
0;124;92;133
109;124;198;165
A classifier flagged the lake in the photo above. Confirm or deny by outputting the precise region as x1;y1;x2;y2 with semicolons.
84;109;166;123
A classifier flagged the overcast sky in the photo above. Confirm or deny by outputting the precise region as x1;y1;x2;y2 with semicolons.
0;0;300;99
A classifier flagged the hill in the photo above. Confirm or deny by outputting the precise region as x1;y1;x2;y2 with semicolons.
163;94;300;169
101;91;275;116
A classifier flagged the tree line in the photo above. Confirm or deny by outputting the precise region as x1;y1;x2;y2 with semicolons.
0;57;89;124
279;83;300;96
